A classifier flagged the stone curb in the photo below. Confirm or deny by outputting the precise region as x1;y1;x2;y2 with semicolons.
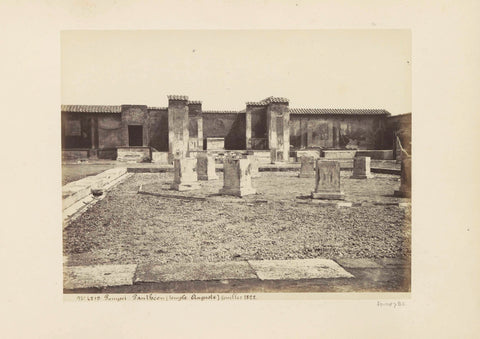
63;172;133;227
63;258;410;290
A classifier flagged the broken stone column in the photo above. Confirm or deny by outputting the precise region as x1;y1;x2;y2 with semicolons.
350;156;373;179
196;153;218;180
299;156;315;178
394;157;411;198
311;160;345;200
170;157;200;191
246;154;260;178
219;155;256;197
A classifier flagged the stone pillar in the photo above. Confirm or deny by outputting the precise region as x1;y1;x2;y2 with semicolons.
171;157;200;191
219;155;256;197
299;156;315;178
196;153;218;180
245;105;252;150
246;154;260;178
168;95;189;163
350;156;373;179
311;160;345;200
394;157;411;198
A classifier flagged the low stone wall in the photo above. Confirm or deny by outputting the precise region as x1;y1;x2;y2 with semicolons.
322;150;357;159
355;150;394;160
62;149;90;160
295;150;321;162
117;147;152;162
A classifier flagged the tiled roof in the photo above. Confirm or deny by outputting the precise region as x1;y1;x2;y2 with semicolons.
203;110;240;114
167;95;189;101
260;96;289;104
188;100;202;105
247;96;290;106
148;106;167;110
61;105;122;113
290;108;390;116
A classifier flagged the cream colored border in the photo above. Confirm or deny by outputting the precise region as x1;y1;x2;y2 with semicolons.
2;0;479;338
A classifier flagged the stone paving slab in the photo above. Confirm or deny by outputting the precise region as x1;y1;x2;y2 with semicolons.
63;264;137;289
247;259;354;280
335;258;383;268
135;261;257;283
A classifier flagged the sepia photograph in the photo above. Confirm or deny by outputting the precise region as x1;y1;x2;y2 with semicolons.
61;30;411;295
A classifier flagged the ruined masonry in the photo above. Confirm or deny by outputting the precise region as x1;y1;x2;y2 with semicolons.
196;153;218;181
170;157;200;191
299;156;316;178
246;154;260;178
311;160;345;200
350;156;373;179
219;155;256;197
394;157;411;198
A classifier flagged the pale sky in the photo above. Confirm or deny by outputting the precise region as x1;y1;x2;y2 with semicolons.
61;30;411;114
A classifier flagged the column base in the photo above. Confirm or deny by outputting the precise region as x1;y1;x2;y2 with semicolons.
170;182;201;191
311;191;345;200
219;187;256;197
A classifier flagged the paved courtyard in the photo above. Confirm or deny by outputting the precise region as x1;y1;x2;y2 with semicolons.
63;172;411;268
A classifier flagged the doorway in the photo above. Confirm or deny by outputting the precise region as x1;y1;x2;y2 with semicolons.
128;125;143;146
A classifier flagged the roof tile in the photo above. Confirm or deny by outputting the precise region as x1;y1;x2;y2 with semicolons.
61;105;122;113
290;108;390;116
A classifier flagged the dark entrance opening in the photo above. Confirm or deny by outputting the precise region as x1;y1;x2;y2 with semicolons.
128;125;143;146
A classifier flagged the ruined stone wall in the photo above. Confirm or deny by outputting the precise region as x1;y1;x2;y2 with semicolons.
147;108;169;151
290;115;388;150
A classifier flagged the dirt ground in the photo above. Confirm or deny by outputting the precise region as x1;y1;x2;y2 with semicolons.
63;172;411;266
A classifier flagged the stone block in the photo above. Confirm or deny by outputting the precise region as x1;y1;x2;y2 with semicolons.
350;156;373;179
311;160;345;200
299;156;315;178
219;155;256;197
171;157;200;191
205;137;225;150
394;157;411;198
196;153;218;180
246;155;260;178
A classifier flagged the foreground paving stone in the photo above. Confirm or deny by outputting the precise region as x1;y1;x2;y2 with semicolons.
63;264;137;289
135;261;257;283
248;259;354;280
335;258;383;268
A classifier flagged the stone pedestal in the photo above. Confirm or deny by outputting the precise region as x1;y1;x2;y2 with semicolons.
219;156;256;197
394;157;411;198
246;155;260;178
196;154;218;180
350;156;373;179
170;158;200;191
299;156;315;178
311;160;345;200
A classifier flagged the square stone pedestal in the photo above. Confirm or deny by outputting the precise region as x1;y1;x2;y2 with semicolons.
171;158;200;191
311;160;345;200
299;156;315;178
196;154;218;180
246;155;260;178
350;156;373;179
219;156;256;197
